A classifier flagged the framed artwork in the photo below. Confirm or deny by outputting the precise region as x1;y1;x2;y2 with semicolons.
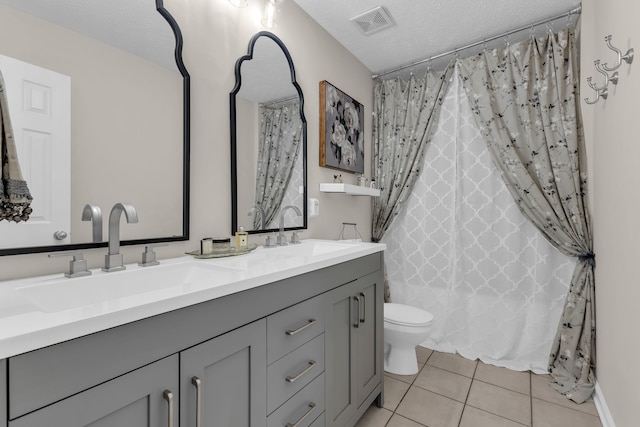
319;80;364;174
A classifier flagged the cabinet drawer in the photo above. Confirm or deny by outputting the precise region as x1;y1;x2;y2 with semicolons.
267;373;325;427
267;294;324;364
267;333;324;414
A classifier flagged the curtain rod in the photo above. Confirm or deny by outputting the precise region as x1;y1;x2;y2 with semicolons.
372;5;582;79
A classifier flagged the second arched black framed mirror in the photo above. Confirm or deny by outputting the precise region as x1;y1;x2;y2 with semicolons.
230;31;307;235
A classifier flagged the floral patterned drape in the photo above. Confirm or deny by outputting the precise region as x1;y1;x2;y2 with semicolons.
0;68;32;222
457;28;595;403
372;67;453;244
253;100;302;230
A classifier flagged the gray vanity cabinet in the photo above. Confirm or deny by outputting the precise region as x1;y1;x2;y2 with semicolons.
8;355;179;427
324;272;384;427
180;319;267;427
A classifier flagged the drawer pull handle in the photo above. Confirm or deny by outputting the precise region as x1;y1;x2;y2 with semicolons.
191;376;202;427
353;295;361;328
163;390;174;427
285;402;316;427
359;292;366;323
285;360;316;383
286;319;316;336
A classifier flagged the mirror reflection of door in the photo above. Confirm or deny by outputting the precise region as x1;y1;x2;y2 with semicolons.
0;54;71;247
233;33;306;233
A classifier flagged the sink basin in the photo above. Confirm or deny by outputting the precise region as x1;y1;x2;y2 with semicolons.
264;240;362;257
16;262;238;313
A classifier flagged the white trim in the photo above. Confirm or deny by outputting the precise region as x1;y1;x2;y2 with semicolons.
593;381;616;427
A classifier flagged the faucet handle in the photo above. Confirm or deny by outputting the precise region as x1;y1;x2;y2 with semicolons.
264;233;277;248
290;231;302;244
49;251;92;278
138;244;167;267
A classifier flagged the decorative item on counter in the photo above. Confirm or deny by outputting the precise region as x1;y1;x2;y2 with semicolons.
333;174;343;183
201;238;214;255
212;237;231;252
186;243;258;259
235;226;248;248
338;222;363;242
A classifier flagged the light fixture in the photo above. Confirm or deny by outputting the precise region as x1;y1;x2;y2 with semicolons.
228;0;248;8
261;0;282;29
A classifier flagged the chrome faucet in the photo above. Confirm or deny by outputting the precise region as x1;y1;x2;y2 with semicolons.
247;205;266;230
103;203;139;272
82;204;103;242
277;205;302;246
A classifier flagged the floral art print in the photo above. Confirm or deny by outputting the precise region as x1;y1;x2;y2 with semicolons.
319;80;364;174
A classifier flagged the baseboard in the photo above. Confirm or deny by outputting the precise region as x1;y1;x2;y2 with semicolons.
593;381;616;427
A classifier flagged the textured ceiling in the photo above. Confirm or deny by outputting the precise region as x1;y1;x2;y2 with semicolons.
294;0;582;76
0;0;176;70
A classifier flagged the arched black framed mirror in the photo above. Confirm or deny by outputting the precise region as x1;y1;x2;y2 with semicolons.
230;31;307;235
0;0;190;256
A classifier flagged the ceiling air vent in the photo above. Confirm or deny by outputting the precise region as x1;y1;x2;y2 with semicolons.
350;6;394;36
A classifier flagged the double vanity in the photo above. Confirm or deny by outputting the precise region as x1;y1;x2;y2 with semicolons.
0;240;385;427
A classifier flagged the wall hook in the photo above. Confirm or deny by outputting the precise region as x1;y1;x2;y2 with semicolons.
595;60;619;85
584;87;608;105
602;35;634;71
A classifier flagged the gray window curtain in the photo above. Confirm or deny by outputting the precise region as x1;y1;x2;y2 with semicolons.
0;68;32;222
457;28;595;403
253;100;302;229
372;67;453;242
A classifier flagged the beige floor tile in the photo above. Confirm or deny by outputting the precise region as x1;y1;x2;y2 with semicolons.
396;385;464;427
530;374;599;416
427;351;478;377
416;345;433;364
414;365;472;402
386;413;426;427
385;362;424;384
354;405;393;427
383;375;412;411
467;380;531;426
460;405;528;427
532;398;602;427
475;362;530;395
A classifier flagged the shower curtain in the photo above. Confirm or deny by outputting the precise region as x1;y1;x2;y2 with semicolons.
382;69;576;373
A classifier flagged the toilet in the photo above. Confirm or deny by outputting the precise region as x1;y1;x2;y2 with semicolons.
383;303;434;375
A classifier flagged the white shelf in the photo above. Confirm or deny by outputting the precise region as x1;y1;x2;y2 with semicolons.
319;183;380;197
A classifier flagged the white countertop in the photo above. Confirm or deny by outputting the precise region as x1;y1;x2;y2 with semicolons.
0;239;384;359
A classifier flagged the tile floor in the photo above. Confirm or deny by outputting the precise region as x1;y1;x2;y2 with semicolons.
355;346;603;427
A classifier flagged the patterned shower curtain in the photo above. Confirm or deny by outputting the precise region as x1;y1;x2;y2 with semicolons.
382;71;576;374
253;100;302;230
457;28;595;403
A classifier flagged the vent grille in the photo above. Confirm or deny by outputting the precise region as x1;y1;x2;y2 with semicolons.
350;6;394;36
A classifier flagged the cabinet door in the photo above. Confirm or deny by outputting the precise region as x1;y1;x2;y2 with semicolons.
181;319;267;427
9;355;178;427
1;359;6;427
355;277;383;408
324;280;359;427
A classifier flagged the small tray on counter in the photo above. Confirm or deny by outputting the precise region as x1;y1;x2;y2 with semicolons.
186;243;258;259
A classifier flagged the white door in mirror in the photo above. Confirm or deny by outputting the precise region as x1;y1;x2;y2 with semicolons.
0;54;71;247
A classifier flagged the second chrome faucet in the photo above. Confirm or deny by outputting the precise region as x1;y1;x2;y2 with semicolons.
103;203;138;272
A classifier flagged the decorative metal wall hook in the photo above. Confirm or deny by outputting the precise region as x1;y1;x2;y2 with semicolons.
602;35;634;71
584;87;608;105
594;60;619;85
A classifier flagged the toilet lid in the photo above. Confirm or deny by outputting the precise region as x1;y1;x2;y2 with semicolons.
384;303;433;327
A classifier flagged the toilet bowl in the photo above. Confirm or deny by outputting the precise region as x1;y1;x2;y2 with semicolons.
383;303;434;375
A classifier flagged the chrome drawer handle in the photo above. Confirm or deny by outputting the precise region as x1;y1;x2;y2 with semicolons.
359;292;366;323
286;319;316;336
191;376;202;427
163;390;174;427
285;360;316;383
285;402;316;427
353;296;361;328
